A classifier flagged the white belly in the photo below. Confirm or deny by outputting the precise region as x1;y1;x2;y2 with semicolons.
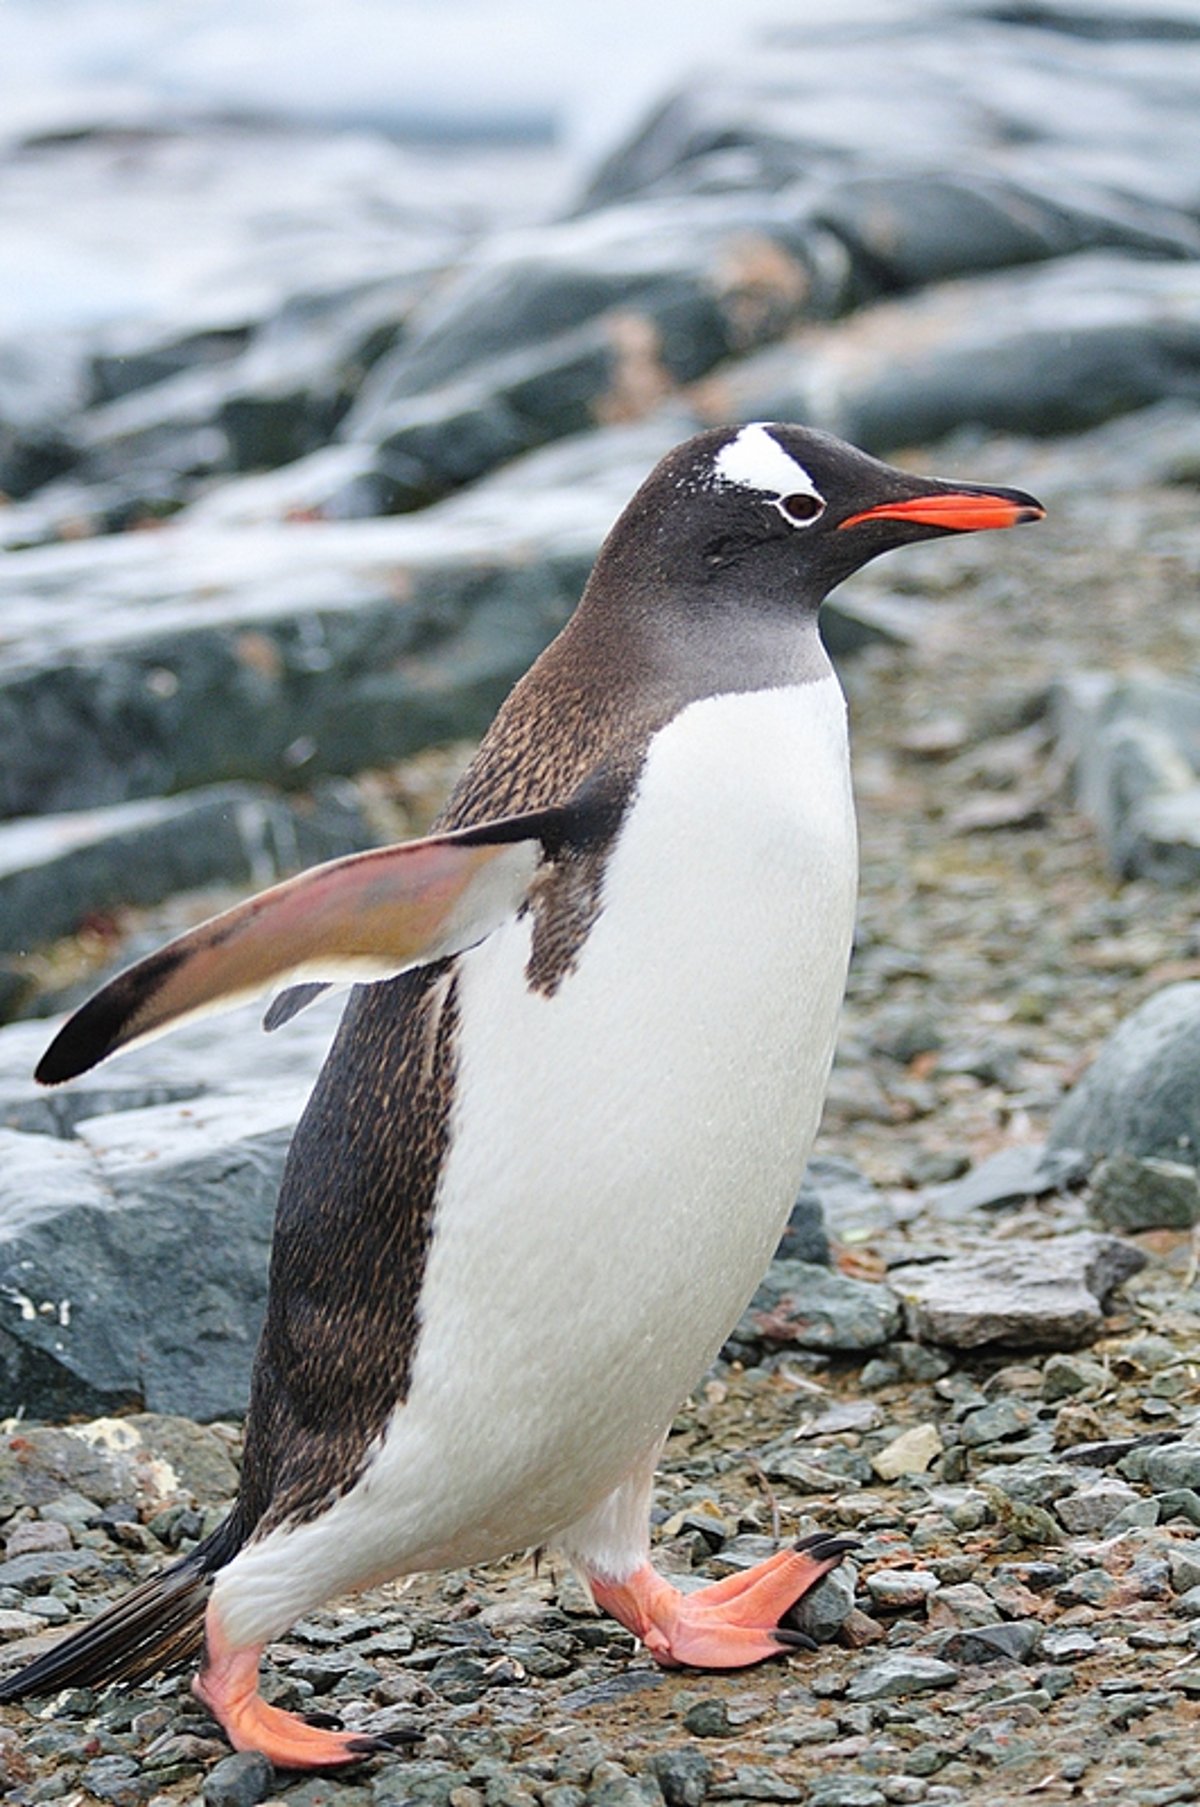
219;675;856;1635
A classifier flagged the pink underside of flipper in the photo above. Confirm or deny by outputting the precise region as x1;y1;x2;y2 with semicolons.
589;1534;853;1668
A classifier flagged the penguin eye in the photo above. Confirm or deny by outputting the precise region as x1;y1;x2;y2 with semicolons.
778;492;825;526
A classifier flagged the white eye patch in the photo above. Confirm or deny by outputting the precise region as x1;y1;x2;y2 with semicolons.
711;423;825;521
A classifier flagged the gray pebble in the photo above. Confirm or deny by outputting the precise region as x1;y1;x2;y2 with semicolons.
1089;1152;1200;1230
202;1750;276;1807
1056;1479;1143;1534
1145;1446;1200;1492
865;1570;938;1611
788;1561;856;1643
682;1699;733;1739
846;1654;959;1701
1170;1548;1200;1594
646;1748;711;1807
79;1756;156;1807
1041;1354;1109;1402
587;1761;663;1807
1040;1628;1098;1661
805;1780;887;1807
937;1621;1040;1665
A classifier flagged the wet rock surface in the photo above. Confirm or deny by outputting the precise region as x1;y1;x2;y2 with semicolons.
6;2;1200;1802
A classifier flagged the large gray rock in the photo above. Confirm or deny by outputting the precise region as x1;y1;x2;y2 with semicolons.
713;254;1200;455
1049;983;1200;1166
581;5;1200;221
1053;670;1200;882
891;1232;1145;1350
0;334;89;499
0;522;589;820
0;1098;296;1422
75;276;415;502
0;990;342;1420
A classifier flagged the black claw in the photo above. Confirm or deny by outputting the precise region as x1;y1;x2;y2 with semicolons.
792;1532;860;1564
773;1628;819;1652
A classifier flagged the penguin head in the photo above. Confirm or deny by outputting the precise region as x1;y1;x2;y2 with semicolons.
598;422;1044;614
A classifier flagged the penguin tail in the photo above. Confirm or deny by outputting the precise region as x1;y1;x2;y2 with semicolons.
0;1513;242;1702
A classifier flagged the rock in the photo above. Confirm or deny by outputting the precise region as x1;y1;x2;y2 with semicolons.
937;1622;1040;1666
1056;1480;1143;1535
0;1607;42;1640
1089;1152;1200;1229
0;519;589;819
1053;671;1200;882
870;1424;944;1481
728;1259;900;1356
203;1750;276;1807
0;333;88;500
645;1750;711;1807
0;1547;103;1592
864;1569;938;1612
891;1232;1146;1350
1042;1354;1110;1402
787;1561;856;1645
793;1155;894;1244
0;1098;295;1420
1144;1444;1200;1494
340;197;850;442
1049;983;1200;1166
715;255;1200;459
81;1753;158;1806
926;1143;1089;1217
774;1193;829;1268
845;1652;959;1702
959;1398;1036;1448
2;1521;71;1556
926;1582;1000;1629
682;1699;732;1739
0;781;373;954
1040;1628;1097;1662
0;1415;239;1514
803;1784;885;1807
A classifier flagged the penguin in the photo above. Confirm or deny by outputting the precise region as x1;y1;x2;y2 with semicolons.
0;425;1043;1768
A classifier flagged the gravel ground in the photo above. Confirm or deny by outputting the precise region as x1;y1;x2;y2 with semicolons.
4;418;1200;1805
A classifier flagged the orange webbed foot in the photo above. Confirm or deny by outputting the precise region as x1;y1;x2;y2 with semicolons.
193;1616;412;1770
590;1531;856;1669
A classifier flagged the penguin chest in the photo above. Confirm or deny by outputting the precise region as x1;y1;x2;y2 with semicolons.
389;675;858;1562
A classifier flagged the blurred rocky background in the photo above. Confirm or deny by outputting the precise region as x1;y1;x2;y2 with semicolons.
7;5;1200;1799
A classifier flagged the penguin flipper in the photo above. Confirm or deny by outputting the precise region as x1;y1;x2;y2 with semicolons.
263;980;331;1031
35;805;574;1086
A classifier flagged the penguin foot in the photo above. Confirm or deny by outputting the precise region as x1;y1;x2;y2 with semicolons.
589;1532;857;1669
194;1624;384;1769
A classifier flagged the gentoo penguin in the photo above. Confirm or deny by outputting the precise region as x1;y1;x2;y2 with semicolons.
0;425;1043;1768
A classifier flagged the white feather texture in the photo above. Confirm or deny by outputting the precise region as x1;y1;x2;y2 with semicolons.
214;673;857;1645
713;423;822;501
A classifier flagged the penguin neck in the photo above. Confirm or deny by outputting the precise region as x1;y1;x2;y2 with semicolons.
444;573;833;828
566;568;834;710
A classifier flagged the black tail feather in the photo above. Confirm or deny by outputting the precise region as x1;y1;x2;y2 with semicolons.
0;1514;243;1703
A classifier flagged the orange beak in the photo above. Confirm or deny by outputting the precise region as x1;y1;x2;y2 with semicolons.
838;491;1045;533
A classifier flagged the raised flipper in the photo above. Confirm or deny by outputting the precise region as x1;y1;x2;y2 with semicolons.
36;801;587;1087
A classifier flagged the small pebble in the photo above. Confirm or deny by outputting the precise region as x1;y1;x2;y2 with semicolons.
682;1699;732;1739
865;1570;939;1612
845;1654;959;1702
202;1750;276;1807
